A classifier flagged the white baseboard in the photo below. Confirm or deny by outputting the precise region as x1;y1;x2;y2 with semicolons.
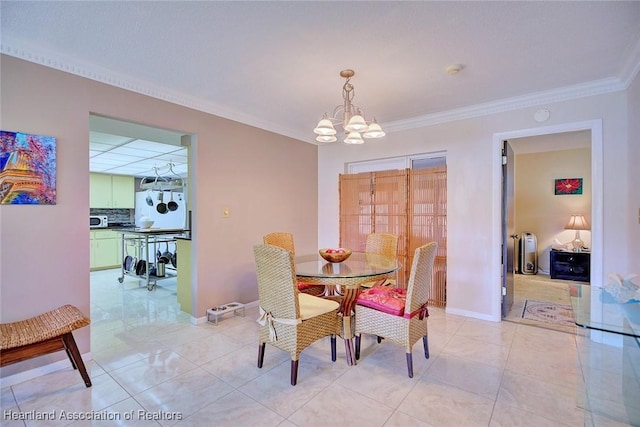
446;307;500;322
0;352;93;388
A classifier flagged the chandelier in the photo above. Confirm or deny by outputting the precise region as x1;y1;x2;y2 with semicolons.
313;69;385;144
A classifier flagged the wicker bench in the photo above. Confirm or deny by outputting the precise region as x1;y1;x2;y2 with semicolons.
1;305;92;387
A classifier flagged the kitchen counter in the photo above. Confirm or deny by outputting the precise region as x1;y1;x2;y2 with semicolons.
112;227;188;236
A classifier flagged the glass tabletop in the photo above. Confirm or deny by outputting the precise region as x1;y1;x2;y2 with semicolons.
569;284;640;338
295;252;400;279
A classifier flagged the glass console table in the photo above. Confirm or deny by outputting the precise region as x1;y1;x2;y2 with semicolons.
568;284;640;426
569;284;639;337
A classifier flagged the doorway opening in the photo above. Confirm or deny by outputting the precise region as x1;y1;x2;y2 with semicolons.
88;114;194;328
494;119;603;325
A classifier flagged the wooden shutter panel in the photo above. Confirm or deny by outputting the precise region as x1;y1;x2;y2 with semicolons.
409;167;447;306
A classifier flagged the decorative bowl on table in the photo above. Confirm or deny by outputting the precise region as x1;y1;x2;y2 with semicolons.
319;248;352;263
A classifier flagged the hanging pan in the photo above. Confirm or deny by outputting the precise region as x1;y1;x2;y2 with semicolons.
161;241;173;265
145;189;154;206
156;191;168;214
123;245;133;272
168;190;178;212
136;259;147;276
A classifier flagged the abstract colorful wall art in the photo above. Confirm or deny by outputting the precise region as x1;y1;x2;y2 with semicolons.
554;178;583;195
0;130;57;204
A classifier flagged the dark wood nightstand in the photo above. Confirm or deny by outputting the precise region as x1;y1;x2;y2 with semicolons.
550;250;590;282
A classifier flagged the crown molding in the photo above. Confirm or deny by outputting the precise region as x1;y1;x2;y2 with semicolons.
1;39;635;144
383;77;626;133
0;40;309;142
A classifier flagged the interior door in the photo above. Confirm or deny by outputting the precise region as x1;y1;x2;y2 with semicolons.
502;141;515;317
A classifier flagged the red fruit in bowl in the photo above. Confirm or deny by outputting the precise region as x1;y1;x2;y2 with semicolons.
336;249;345;253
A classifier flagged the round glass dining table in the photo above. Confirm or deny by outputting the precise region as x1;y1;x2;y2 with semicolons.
295;252;400;365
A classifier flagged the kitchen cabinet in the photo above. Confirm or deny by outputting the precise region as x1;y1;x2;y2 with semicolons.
90;173;134;208
90;230;121;270
90;173;111;208
550;250;590;282
111;175;134;208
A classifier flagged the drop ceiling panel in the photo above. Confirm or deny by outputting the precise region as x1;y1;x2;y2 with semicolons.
107;146;156;158
90;142;119;152
90;157;132;166
153;151;188;163
125;140;181;153
90;132;133;145
109;166;155;175
88;131;188;178
93;152;143;162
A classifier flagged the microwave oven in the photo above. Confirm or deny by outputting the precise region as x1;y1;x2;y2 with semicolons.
90;215;108;228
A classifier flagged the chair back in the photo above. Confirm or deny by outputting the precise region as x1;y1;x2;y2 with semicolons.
263;232;295;256
253;244;299;320
405;242;438;314
365;233;398;258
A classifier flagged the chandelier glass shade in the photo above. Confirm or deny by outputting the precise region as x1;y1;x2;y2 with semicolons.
313;69;385;144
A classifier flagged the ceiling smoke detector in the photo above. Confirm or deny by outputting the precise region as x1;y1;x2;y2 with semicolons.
445;64;464;75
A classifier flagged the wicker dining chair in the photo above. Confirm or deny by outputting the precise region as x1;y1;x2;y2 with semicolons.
361;233;399;288
263;232;325;296
354;242;438;378
365;233;399;258
254;244;340;385
263;232;296;255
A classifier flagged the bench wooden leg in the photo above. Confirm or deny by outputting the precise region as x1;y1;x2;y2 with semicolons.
61;333;92;387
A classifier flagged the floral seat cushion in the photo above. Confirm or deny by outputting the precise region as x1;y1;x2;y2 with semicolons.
356;286;407;316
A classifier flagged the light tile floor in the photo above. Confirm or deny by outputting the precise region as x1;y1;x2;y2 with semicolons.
1;269;637;426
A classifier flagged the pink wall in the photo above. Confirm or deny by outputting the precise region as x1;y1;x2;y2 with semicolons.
0;55;318;377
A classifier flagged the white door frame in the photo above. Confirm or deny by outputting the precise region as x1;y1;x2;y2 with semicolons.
491;119;603;321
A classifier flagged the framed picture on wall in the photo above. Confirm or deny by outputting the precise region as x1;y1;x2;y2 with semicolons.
554;178;583;195
0;130;57;204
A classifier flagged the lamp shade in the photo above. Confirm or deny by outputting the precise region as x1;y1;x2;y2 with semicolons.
565;214;589;231
363;120;385;138
344;132;365;144
313;118;337;135
316;134;337;143
344;114;368;132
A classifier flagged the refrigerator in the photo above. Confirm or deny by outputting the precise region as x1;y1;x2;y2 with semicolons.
135;190;186;229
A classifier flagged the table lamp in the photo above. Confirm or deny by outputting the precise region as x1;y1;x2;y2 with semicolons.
565;214;590;251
